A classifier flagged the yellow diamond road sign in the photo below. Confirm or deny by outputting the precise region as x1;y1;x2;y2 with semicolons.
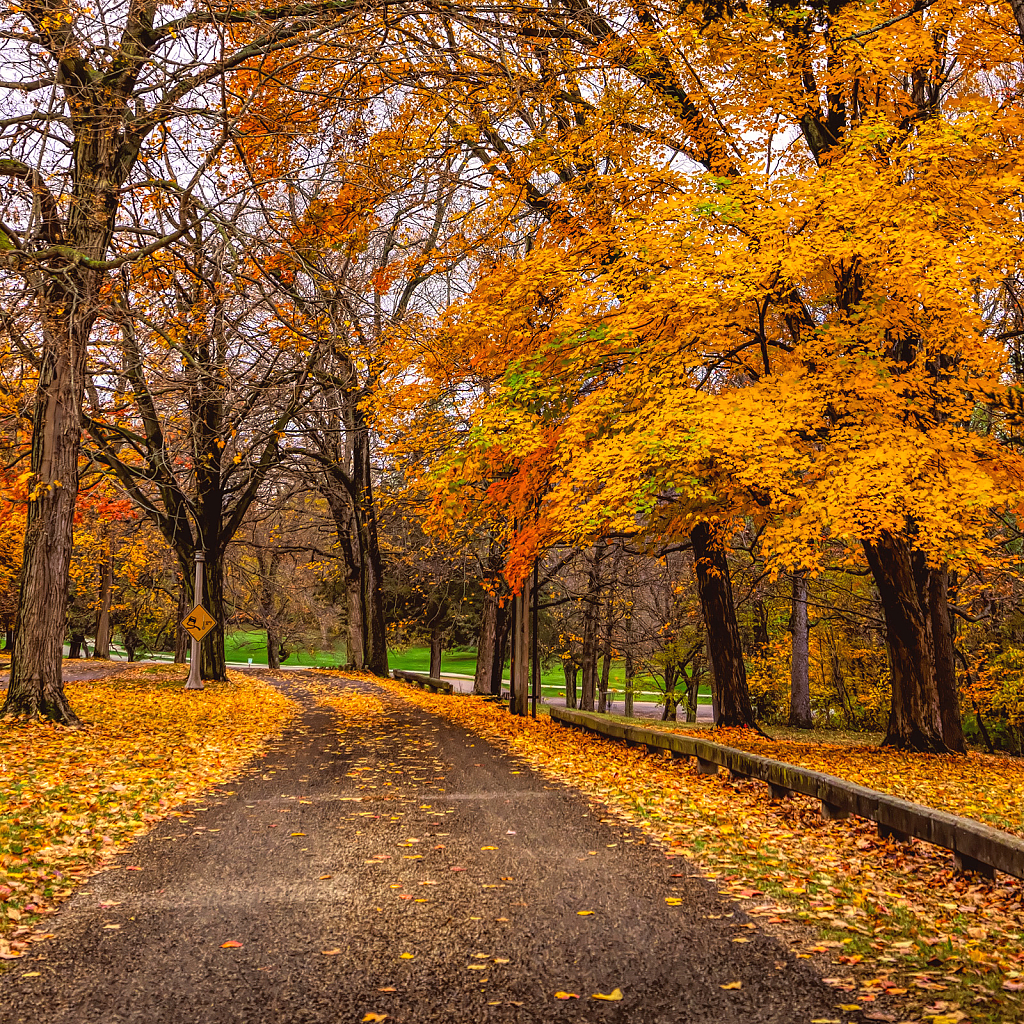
182;604;217;643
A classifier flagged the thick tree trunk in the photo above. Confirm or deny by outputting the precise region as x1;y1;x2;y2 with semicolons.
690;521;758;729
93;544;113;659
474;590;501;695
346;579;364;670
862;531;953;753
200;555;228;681
3;624;12;652
3;314;89;725
267;623;281;670
429;627;442;679
789;571;813;728
511;578;531;716
68;634;85;659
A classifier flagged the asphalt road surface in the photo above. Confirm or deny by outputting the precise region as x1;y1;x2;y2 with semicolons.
0;673;848;1024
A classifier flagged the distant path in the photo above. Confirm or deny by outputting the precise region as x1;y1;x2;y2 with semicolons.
0;672;840;1023
440;674;715;723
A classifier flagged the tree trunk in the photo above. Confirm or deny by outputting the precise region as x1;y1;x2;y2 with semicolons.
474;590;501;695
3;313;90;725
579;548;604;711
563;660;578;709
789;571;813;728
429;627;442;678
3;623;12;652
511;578;531;716
267;623;281;670
193;553;228;682
862;531;952;753
598;596;613;713
93;544;113;659
346;578;364;670
68;633;85;659
353;415;388;677
690;521;758;729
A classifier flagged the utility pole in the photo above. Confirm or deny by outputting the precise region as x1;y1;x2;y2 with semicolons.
185;551;205;691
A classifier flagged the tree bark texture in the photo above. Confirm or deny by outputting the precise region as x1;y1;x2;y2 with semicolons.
511;578;531;716
579;547;604;712
93;544;113;659
474;590;501;695
353;414;388;677
4;306;93;724
429;628;442;678
598;596;613;713
862;531;964;753
563;660;578;709
789;571;813;728
690;521;758;729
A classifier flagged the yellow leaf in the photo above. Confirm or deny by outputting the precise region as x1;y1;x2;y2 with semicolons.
220;940;242;948
720;981;742;990
321;949;341;955
399;953;414;959
362;1015;388;1022
592;988;623;1001
289;832;307;837
577;910;594;916
554;991;579;999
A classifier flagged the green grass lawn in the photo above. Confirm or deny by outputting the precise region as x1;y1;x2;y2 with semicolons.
390;644;711;703
134;634;709;703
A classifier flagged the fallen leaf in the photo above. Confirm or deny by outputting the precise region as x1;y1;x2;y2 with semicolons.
577;910;594;916
321;949;341;955
318;874;333;880
720;981;742;990
592;988;623;1001
220;940;243;948
289;832;307;837
362;1014;387;1022
378;986;397;992
399;953;414;959
554;992;579;1000
21;972;40;978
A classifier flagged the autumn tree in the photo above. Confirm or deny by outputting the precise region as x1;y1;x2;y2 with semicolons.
0;0;399;720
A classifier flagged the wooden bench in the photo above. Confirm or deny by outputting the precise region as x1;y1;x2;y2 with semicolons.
392;670;453;695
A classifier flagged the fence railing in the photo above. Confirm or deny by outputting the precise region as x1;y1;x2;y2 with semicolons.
550;707;1024;881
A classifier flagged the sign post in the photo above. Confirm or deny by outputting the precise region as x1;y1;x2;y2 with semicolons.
182;551;216;690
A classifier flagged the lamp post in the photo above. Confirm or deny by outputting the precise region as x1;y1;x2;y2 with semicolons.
185;551;205;691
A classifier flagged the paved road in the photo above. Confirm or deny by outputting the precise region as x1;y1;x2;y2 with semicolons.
0;674;843;1023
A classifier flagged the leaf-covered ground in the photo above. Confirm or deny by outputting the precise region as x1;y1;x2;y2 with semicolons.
640;723;1024;840
0;664;295;958
373;678;1024;1024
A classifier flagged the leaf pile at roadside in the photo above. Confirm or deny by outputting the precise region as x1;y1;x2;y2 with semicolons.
0;664;295;955
668;725;1024;839
374;678;1024;1024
